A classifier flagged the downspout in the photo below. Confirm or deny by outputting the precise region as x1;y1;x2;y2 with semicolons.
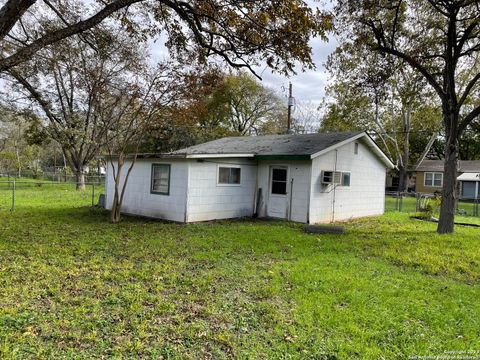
253;160;259;217
332;150;338;223
289;178;294;221
306;163;312;224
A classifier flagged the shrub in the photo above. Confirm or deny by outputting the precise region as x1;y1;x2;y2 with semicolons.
418;195;441;218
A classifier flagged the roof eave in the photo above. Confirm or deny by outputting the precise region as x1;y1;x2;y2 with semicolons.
100;153;187;159
254;154;311;161
310;132;395;169
184;153;255;159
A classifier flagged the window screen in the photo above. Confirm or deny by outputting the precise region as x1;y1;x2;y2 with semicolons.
218;167;241;184
424;172;442;187
151;164;170;194
433;173;443;187
272;168;287;195
342;172;351;187
425;172;433;185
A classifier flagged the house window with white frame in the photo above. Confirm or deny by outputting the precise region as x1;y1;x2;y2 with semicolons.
218;166;241;185
424;172;443;187
341;172;351;187
151;164;170;195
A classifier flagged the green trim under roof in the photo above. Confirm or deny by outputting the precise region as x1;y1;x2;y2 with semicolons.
254;155;310;161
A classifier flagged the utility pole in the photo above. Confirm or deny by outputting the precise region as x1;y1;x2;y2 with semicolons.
287;82;294;134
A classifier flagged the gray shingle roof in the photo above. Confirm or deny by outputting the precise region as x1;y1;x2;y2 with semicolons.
171;131;364;156
416;159;480;172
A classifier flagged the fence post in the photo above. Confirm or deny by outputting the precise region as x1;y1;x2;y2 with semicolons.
399;192;403;212
91;183;95;207
10;179;15;211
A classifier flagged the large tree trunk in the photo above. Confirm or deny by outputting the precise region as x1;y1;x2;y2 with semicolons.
397;166;409;193
397;99;411;193
75;169;86;191
437;133;458;234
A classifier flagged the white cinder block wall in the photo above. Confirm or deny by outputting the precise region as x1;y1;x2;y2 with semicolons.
256;160;311;223
185;158;257;222
309;139;387;223
105;159;189;222
104;138;388;224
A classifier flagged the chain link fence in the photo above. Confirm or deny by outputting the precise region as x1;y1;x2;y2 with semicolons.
385;191;480;218
0;169;105;184
0;180;105;211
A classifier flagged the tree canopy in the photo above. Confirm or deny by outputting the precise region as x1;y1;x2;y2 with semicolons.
321;39;441;191
335;0;480;233
0;0;331;77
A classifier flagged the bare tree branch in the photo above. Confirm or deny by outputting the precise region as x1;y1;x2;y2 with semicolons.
0;0;36;41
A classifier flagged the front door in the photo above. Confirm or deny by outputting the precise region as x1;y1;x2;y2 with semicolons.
267;166;289;219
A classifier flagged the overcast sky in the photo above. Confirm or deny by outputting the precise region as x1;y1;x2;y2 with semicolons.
254;36;338;106
148;1;338;109
149;36;337;106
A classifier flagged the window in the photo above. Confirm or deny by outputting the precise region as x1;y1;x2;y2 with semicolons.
341;172;351;187
424;172;443;187
271;168;288;195
218;166;241;185
151;164;170;194
354;142;359;155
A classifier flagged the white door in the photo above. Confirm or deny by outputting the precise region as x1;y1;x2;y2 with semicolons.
267;166;289;219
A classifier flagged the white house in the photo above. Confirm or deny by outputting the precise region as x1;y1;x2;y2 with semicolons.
105;131;394;223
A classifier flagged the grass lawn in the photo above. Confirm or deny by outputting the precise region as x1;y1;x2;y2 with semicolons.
385;194;480;224
0;187;479;359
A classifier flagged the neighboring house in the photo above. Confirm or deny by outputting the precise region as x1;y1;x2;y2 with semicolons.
105;131;394;224
385;170;416;192
415;159;480;199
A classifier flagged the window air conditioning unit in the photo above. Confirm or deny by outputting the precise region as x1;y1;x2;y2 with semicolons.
322;171;342;185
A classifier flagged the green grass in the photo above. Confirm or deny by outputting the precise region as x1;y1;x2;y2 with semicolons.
385;194;480;220
0;181;95;210
0;187;479;359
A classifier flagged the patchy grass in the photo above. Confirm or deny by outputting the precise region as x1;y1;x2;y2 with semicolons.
0;188;479;359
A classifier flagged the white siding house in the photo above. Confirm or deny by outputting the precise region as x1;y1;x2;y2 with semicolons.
186;158;257;222
105;131;394;224
309;139;387;223
105;159;189;222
